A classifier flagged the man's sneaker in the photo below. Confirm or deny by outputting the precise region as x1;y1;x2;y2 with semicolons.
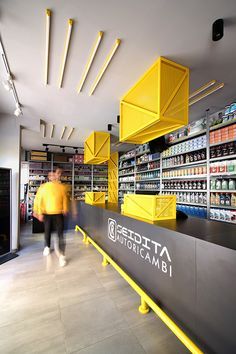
59;255;67;267
43;247;50;256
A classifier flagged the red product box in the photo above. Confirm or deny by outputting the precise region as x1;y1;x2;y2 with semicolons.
222;127;229;134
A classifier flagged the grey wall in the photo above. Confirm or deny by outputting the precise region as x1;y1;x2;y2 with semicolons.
0;114;21;251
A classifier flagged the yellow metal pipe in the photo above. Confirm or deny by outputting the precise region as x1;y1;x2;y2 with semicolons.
45;9;51;85
189;80;216;99
77;31;104;93
189;82;224;106
89;39;121;96
75;225;203;354
58;19;73;88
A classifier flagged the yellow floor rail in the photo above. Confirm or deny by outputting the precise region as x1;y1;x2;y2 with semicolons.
75;225;203;354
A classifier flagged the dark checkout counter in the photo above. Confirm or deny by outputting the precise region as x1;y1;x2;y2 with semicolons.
68;201;236;354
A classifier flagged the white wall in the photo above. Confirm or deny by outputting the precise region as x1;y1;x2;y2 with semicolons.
0;114;21;251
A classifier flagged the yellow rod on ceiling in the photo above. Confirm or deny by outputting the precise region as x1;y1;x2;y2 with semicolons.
77;31;104;93
45;9;51;85
50;124;55;138
189;80;216;99
89;39;121;96
60;126;67;139
58;19;73;88
189;82;224;106
41;123;46;138
67;127;74;140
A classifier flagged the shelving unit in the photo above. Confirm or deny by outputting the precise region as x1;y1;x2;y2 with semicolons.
92;164;108;196
74;163;92;201
118;143;160;203
162;160;207;170
209;118;236;224
118;112;236;222
26;153;109;210
28;160;52;220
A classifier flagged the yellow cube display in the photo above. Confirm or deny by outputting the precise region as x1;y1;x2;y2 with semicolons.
120;57;189;144
84;131;110;164
122;194;176;221
85;192;105;205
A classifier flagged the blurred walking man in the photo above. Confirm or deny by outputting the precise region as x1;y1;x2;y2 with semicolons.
33;172;68;267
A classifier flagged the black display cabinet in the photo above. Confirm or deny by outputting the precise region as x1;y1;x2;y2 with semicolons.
0;168;11;256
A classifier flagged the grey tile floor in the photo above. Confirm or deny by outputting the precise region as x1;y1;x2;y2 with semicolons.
0;224;190;354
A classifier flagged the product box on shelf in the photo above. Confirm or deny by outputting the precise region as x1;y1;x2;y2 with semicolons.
54;154;68;162
74;154;84;164
30;151;48;161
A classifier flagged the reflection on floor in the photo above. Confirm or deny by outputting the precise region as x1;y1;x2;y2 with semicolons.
0;224;189;354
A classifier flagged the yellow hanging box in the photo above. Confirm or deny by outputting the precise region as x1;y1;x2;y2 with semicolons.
122;194;176;221
85;192;106;205
84;131;110;164
120;57;189;144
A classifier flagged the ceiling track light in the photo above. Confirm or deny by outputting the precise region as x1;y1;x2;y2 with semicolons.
14;103;23;117
2;74;13;91
61;146;65;153
189;82;224;106
77;31;103;93
58;19;73;88
43;143;82;150
89;38;121;96
45;145;49;152
60;126;67;139
45;9;51;85
67;127;74;140
108;124;112;131
189;80;216;99
0;37;22;114
50;124;55;138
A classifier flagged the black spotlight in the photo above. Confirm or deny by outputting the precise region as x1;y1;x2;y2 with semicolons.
62;147;65;153
117;115;120;123
45;145;49;152
108;124;112;131
75;149;78;154
212;19;224;41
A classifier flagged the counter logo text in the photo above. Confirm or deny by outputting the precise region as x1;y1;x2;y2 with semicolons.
107;218;172;277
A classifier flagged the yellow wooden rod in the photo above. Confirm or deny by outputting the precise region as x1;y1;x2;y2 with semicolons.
50;124;54;138
60;126;67;139
189;83;224;106
66;127;74;140
189;80;216;99
45;9;51;85
58;19;73;88
77;31;103;93
89;39;121;96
